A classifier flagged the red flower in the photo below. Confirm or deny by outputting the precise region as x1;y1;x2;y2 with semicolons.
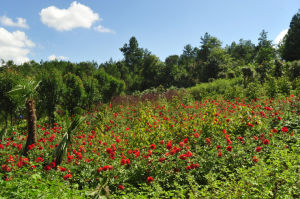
166;142;172;150
158;157;165;162
252;156;258;163
206;138;211;145
27;144;35;150
49;161;55;168
1;164;11;172
216;145;221;149
59;167;67;172
226;145;232;152
183;138;189;143
218;151;222;157
147;176;153;183
256;146;262;152
263;139;269;145
64;173;72;180
179;154;187;160
179;142;184;147
106;148;112;154
150;144;156;150
120;159;126;165
281;126;288;132
194;133;199;138
118;185;125;190
44;165;51;171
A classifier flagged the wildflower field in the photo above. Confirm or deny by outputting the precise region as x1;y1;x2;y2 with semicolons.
0;95;299;198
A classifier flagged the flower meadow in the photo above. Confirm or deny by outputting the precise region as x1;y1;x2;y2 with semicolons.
0;95;299;198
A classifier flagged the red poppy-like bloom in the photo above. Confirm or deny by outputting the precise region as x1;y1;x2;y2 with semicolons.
118;185;125;190
166;142;172;150
218;152;222;157
179;142;184;147
194;133;199;138
256;146;262;152
253;156;258;163
106;148;112;154
147;176;153;183
59;167;67;172
263;139;269;145
226;145;232;152
44;165;51;171
49;162;55;168
216;145;221;149
120;159;126;165
179;154;187;160
150;144;156;150
183;138;189;143
64;173;72;180
158;157;165;162
206;138;211;145
27;144;35;150
1;164;11;172
17;144;22;150
281;126;288;132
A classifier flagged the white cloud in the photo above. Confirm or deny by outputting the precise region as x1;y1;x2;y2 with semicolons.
48;54;68;61
0;15;29;28
94;25;115;34
0;27;35;65
275;29;288;45
40;1;100;31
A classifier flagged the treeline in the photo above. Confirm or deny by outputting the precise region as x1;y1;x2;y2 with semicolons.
0;10;299;125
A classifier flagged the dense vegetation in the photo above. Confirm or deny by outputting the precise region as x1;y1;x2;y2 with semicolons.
0;9;299;199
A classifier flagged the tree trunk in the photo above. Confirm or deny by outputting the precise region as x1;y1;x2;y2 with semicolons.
23;99;37;156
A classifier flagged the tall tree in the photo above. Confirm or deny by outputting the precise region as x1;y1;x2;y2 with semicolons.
281;9;300;61
255;30;276;83
37;69;64;124
63;73;86;115
255;30;275;64
9;79;40;156
120;37;145;73
227;39;256;64
197;32;222;62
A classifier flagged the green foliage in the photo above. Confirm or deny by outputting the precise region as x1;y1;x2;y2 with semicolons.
189;78;243;100
62;73;86;115
37;69;64;123
281;9;300;61
8;78;40;108
245;81;261;100
285;60;300;81
227;39;256;64
276;76;292;96
265;77;278;98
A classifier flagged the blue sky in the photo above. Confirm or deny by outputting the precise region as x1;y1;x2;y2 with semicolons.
0;0;299;65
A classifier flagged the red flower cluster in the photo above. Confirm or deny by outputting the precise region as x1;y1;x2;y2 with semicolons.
147;176;153;183
64;173;72;180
